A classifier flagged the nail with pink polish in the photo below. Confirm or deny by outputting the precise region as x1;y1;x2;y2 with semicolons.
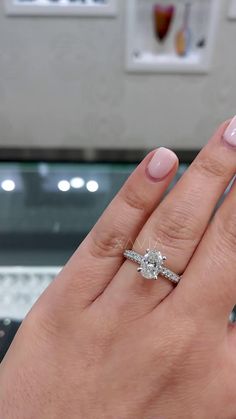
147;147;177;181
223;116;236;146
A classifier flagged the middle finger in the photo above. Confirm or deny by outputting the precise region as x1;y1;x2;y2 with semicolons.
101;119;236;316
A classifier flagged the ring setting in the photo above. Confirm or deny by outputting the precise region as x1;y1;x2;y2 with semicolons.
123;249;181;284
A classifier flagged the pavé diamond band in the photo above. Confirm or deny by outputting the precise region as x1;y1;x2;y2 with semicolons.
123;249;181;285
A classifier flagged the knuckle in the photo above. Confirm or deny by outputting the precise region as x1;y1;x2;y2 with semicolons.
154;204;198;250
88;184;150;260
215;211;236;251
120;184;148;213
192;156;227;180
89;228;128;258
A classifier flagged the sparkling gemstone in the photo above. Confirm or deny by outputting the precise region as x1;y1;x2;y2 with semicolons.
140;250;164;279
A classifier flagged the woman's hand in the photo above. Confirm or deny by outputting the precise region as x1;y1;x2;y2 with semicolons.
1;118;236;419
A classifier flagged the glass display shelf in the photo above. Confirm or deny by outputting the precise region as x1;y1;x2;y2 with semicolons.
0;161;137;266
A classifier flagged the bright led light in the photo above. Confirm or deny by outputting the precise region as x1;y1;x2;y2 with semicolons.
57;180;70;192
1;179;15;192
70;177;85;189
86;180;99;193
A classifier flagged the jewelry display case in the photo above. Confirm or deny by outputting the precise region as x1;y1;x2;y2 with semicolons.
126;0;220;73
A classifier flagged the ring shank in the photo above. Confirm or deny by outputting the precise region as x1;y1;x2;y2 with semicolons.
159;266;180;284
123;250;143;264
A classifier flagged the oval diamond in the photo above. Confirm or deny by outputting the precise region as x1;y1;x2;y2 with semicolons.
140;250;164;279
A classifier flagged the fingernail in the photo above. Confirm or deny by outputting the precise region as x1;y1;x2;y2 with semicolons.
223;116;236;146
147;147;177;181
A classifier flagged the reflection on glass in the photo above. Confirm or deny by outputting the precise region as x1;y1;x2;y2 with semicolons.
86;180;99;193
70;177;85;189
57;180;71;192
1;179;16;192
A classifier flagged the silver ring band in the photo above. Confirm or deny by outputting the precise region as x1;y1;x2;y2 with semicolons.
124;249;181;285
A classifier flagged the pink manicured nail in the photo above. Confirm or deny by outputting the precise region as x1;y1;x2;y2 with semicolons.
147;147;177;181
223;116;236;146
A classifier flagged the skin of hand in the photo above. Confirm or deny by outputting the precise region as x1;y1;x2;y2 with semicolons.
1;119;236;419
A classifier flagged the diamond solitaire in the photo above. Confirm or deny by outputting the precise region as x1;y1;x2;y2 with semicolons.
123;248;181;285
138;249;165;279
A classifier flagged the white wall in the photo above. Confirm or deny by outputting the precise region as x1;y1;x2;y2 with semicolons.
0;0;235;150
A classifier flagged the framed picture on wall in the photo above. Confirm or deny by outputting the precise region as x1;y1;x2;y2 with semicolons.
126;0;221;73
